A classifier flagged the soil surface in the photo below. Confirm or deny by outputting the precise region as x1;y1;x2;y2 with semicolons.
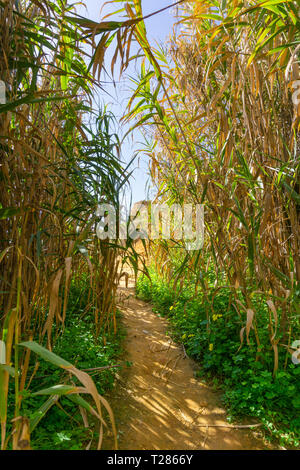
103;274;272;450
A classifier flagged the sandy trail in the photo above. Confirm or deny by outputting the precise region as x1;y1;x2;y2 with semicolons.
103;276;271;450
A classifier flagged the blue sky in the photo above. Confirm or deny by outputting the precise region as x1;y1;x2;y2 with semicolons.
76;1;176;203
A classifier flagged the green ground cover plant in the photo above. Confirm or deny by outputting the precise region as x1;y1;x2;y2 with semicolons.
137;267;300;448
6;277;125;450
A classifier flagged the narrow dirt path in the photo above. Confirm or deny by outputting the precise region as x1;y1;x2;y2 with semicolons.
104;281;271;450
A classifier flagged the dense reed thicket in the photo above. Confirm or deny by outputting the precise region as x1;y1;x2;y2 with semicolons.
149;0;300;374
0;0;134;450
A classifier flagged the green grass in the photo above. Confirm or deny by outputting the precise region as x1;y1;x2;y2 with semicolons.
7;277;125;450
137;268;300;449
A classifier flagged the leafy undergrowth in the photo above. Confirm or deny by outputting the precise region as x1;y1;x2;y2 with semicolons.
8;278;125;450
137;269;300;449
